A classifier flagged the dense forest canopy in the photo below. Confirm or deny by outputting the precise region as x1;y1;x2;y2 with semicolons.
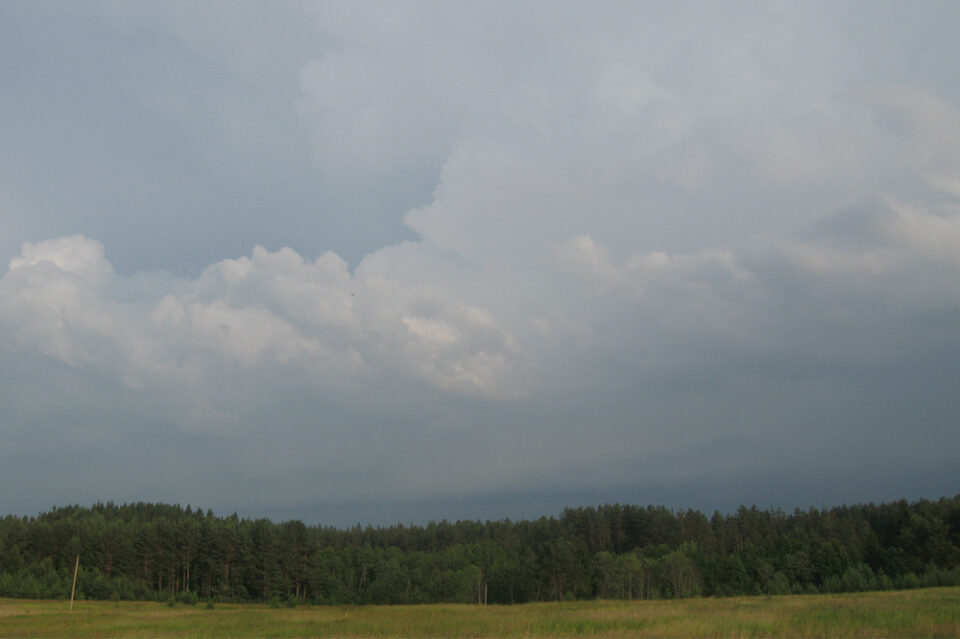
1;496;958;605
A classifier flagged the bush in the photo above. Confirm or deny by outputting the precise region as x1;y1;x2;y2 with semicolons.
822;576;843;593
205;599;215;610
895;573;920;590
0;573;17;598
841;564;876;592
876;572;894;590
179;590;199;605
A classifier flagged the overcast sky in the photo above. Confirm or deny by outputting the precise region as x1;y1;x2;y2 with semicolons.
2;1;959;526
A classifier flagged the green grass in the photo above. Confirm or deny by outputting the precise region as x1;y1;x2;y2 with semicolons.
1;587;959;638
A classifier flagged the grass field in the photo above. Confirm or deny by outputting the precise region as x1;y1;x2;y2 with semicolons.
1;587;958;638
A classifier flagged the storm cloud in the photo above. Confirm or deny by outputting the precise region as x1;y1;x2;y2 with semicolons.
1;1;959;525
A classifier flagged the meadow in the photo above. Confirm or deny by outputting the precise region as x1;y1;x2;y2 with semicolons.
0;587;958;638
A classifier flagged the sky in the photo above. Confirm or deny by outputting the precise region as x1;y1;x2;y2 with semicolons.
1;1;959;527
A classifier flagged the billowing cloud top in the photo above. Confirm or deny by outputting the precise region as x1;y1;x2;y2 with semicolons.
1;1;959;524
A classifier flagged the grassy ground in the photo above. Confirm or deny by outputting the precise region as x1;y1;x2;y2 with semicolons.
0;587;958;638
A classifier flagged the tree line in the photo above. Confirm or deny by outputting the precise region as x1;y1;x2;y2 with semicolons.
0;496;958;604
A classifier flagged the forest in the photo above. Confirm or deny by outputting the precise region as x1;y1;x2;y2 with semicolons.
0;496;958;605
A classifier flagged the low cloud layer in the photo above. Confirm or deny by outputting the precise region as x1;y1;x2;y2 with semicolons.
1;2;959;524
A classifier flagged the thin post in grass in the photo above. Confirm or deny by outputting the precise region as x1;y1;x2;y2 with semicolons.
70;555;79;612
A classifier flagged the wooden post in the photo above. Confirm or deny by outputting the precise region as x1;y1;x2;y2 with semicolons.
70;555;80;611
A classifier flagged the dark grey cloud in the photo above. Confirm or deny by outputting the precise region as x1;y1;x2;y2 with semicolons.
1;1;959;525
